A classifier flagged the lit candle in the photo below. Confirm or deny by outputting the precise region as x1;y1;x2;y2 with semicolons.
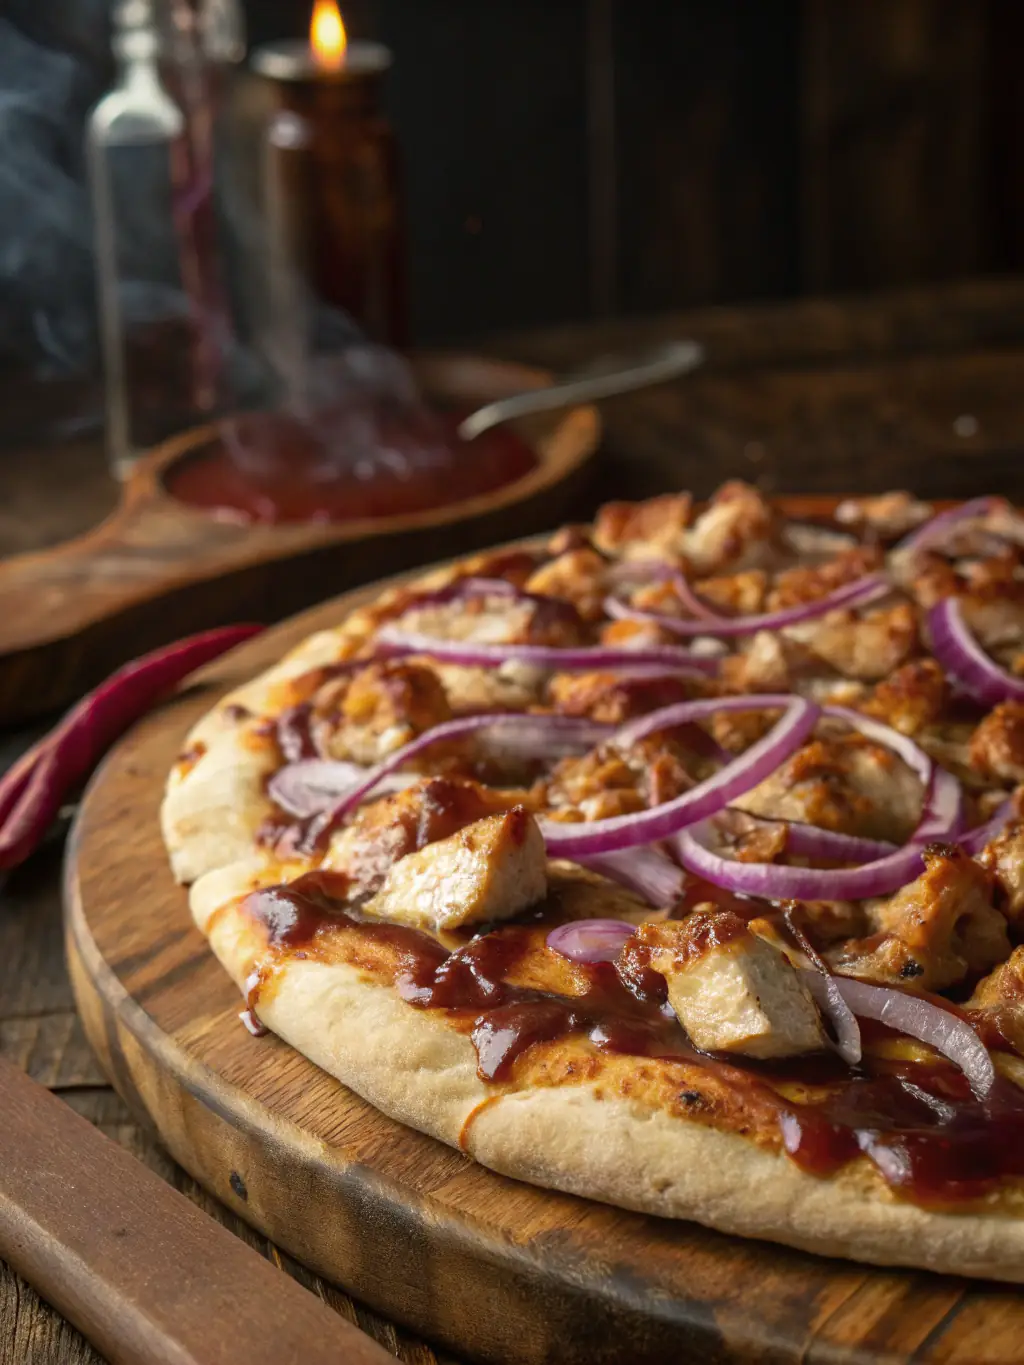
250;2;406;348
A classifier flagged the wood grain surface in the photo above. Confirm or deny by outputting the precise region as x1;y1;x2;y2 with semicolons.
0;1055;397;1365
64;532;1024;1365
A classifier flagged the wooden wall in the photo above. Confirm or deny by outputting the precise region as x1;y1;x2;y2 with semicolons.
243;0;1024;343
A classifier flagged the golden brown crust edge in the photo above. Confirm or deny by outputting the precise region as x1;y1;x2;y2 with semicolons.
196;880;1024;1285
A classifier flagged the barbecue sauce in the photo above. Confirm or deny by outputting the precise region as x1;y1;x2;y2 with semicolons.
164;409;539;525
241;874;1024;1205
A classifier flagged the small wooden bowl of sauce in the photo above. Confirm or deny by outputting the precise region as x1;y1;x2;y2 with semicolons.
0;353;599;722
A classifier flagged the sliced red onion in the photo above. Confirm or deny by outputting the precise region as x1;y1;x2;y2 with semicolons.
540;698;820;857
375;625;721;675
268;759;415;818
575;846;685;907
607;559;722;622
546;918;636;963
735;813;896;864
928;597;1024;707
807;972;995;1098
614;692;797;749
605;573;889;638
798;966;862;1066
960;797;1016;855
310;712;614;837
894;496;1003;556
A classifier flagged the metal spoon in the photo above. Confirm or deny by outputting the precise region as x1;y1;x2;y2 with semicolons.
457;338;705;442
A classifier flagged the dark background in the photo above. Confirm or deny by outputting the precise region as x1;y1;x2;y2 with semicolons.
3;0;1024;363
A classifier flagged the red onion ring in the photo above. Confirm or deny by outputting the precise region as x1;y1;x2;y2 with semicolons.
784;913;862;1066
928;597;1024;707
960;797;1016;855
894;496;1003;556
308;712;614;839
605;573;889;638
805;972;995;1097
540;697;820;857
268;759;415;818
546;919;635;963
574;846;685;907
675;764;961;901
375;626;721;675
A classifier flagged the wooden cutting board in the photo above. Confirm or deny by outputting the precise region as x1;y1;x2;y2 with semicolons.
64;517;1024;1365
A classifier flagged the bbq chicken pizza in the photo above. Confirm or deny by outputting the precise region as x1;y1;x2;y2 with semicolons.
162;482;1024;1280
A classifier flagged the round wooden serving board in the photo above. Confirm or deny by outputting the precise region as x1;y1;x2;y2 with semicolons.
65;519;1024;1365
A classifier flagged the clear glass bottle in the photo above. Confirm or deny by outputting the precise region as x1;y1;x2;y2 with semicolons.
87;0;240;477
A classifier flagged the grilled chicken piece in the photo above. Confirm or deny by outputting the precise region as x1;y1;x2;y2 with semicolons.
966;946;1024;1053
525;548;609;621
432;662;541;715
861;659;949;737
835;492;931;540
719;631;808;695
908;553;1024;653
323;776;529;895
691;569;768;615
767;546;883;610
976;817;1024;927
547;670;705;725
795;602;919;682
639;911;825;1059
593;492;693;558
366;807;547;932
828;843;1009;991
400;591;584;649
312;660;452;766
682;481;779;574
735;732;925;843
970;703;1024;785
544;733;700;821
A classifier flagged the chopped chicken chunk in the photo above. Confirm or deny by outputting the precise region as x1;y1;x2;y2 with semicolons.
638;911;824;1059
593;493;693;558
682;481;779;574
544;732;702;821
323;776;528;895
719;630;808;695
967;946;1024;1053
735;732;924;843
366;808;547;932
767;546;883;610
525;548;609;621
793;603;918;682
861;659;948;737
835;492;931;539
312;660;452;766
400;592;583;649
692;570;768;616
547;671;705;724
970;702;1024;785
976;817;1024;928
829;843;1009;991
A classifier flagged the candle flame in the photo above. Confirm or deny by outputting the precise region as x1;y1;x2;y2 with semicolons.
310;0;347;69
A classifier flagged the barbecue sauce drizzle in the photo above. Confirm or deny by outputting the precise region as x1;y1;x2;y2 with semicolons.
242;872;1024;1206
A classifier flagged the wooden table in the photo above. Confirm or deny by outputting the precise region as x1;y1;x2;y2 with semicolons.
4;277;1024;1364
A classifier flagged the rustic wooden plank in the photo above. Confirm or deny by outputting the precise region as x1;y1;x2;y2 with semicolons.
801;0;988;291
0;1057;398;1365
614;0;801;310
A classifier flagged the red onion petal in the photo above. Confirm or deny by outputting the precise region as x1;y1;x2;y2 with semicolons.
541;698;820;857
894;496;1003;556
960;797;1016;855
546;919;635;964
374;625;721;675
799;970;863;1066
809;972;995;1097
268;759;415;818
574;846;685;908
928;598;1024;707
310;712;615;837
605;573;889;638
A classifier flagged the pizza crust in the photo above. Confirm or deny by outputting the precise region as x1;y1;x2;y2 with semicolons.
198;888;1024;1283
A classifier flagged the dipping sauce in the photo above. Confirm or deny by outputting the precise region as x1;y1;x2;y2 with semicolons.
164;407;539;524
